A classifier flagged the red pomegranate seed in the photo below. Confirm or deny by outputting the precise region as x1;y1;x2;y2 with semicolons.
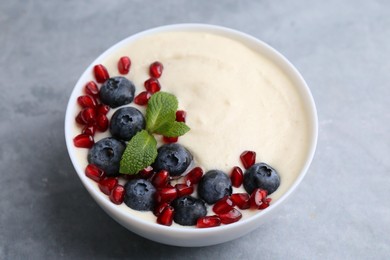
230;193;250;209
240;150;256;169
156;187;177;203
250;188;268;209
82;124;96;136
149;61;163;78
258;198;272;209
213;196;235;214
157;205;174;226
73;134;94;148
75;111;86;125
176;110;186;122
185;167;203;186
81;107;96;125
197;216;221;228
144;78;161;93
85;81;99;97
98;177;118;195
175;184;194;197
162;136;178;143
77;95;97;108
85;164;105;182
118;56;131;74
134;91;152;106
153;202;169;216
218;208;242;224
230;166;243;188
93;64;109;83
96;104;110;115
152;170;169;188
96;114;109;132
138;166;154;179
109;185;125;205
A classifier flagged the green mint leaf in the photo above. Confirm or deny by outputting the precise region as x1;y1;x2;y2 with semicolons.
119;130;157;175
146;92;178;133
158;121;190;137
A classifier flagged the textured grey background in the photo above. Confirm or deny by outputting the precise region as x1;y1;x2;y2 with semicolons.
1;0;389;259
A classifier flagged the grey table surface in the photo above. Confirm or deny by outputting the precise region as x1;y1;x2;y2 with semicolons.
1;0;389;259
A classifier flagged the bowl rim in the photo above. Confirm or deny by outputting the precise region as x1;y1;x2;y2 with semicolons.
65;23;318;236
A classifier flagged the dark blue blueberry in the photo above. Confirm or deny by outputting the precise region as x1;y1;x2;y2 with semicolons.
99;76;135;108
124;179;156;211
152;143;193;177
243;163;280;195
171;196;207;226
87;137;125;176
197;170;232;204
109;107;145;141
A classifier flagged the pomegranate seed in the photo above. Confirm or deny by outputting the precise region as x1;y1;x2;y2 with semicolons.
230;193;250;209
197;216;221;228
96;104;110;115
134;91;152;106
82;124;96;136
163;136;178;143
85;164;105;182
213;196;235;214
156;187;177;203
230;166;243;188
175;184;194;197
75;111;86;125
85;81;99;97
96;114;109;132
77;95;97;108
250;188;268;209
137;166;154;179
157;205;174;226
144;78;161;93
149;61;163;78
258;198;272;209
185;167;203;186
109;185;125;205
218;208;242;224
93;64;109;83
176;110;186;122
80;107;96;125
152;170;169;188
73;134;94;148
98;177;118;195
240;150;256;169
118;56;131;74
153;202;170;216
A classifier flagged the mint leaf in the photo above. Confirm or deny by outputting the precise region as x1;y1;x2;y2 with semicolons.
146;92;178;133
160;121;190;137
119;130;157;174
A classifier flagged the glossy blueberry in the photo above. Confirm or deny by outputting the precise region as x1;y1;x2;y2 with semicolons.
197;170;232;204
152;143;193;177
124;179;156;211
87;137;125;176
109;107;145;141
99;76;135;108
243;163;280;195
171;196;207;226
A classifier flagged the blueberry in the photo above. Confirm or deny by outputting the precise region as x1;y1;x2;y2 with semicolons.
197;170;232;204
152;144;193;177
124;179;156;211
243;163;280;195
99;76;135;108
109;107;145;141
87;137;125;176
171;196;207;226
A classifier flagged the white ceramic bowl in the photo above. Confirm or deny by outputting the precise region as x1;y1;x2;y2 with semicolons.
65;24;318;247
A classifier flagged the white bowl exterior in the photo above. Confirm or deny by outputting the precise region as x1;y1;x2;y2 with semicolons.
65;23;318;247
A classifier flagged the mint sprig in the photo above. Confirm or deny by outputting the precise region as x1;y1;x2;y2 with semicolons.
119;92;190;174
